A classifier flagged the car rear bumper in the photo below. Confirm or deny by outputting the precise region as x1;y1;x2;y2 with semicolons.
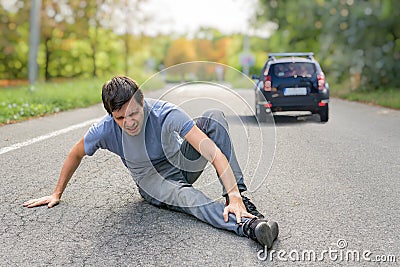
258;94;329;113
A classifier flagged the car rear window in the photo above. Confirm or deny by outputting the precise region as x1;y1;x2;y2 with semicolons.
272;62;316;78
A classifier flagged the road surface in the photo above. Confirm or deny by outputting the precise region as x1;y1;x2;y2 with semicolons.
1;84;399;266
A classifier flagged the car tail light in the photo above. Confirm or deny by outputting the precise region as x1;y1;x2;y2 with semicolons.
264;75;272;91
318;73;325;90
264;103;272;108
319;99;329;106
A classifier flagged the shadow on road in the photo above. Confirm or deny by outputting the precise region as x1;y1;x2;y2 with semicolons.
272;114;322;126
227;114;322;127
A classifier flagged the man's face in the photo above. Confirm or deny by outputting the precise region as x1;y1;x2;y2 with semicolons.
112;97;144;136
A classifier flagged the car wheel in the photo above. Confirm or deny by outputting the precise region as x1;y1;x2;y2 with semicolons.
319;105;329;122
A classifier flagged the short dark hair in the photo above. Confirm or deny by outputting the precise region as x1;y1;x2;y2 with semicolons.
101;76;144;114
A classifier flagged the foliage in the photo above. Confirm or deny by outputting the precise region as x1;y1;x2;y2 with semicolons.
255;0;400;91
164;35;232;67
331;81;400;110
1;0;399;96
0;79;103;124
164;38;197;67
0;0;153;81
0;75;164;125
163;33;234;81
0;1;30;79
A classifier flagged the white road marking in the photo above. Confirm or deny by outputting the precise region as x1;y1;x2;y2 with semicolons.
0;117;103;155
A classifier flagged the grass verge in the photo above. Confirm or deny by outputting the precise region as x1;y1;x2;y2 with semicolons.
0;76;165;125
0;79;104;125
330;83;400;110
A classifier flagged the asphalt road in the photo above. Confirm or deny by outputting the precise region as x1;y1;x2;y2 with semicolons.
1;84;399;266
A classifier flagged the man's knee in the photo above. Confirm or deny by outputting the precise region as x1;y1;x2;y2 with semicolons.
201;109;229;130
203;109;225;121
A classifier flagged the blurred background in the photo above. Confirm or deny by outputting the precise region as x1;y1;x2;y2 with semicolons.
0;0;399;124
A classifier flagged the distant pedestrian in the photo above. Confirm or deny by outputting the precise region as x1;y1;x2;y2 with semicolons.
23;75;279;248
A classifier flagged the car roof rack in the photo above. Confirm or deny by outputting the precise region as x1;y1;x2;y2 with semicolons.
268;52;314;60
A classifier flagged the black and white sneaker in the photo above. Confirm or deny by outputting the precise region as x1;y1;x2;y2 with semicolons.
243;218;279;248
225;194;265;218
241;195;265;218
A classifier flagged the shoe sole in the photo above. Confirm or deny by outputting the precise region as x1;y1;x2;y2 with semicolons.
267;220;279;243
254;222;273;248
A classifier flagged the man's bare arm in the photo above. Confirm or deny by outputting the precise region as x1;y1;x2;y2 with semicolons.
23;137;86;208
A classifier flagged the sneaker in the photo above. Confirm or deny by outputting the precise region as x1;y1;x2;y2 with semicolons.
225;194;265;218
267;220;279;244
241;195;265;218
243;218;279;248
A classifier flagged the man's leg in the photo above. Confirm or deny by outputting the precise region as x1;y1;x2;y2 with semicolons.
136;164;248;236
179;109;265;218
136;165;278;248
180;109;247;194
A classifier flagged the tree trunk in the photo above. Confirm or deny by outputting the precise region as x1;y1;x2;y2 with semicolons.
91;25;98;78
124;34;129;75
44;37;51;81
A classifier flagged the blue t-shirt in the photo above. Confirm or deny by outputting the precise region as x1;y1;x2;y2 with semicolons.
84;98;195;175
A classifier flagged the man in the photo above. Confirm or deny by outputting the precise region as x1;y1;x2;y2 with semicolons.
23;76;279;248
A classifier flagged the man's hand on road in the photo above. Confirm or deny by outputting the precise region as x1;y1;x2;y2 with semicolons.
23;194;60;208
223;194;255;224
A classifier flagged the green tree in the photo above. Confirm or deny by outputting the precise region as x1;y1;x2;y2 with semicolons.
0;0;161;81
255;0;400;90
0;0;30;79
